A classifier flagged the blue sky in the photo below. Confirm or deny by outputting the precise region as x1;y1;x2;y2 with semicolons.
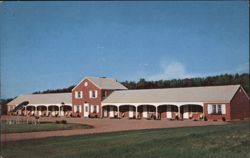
0;1;249;98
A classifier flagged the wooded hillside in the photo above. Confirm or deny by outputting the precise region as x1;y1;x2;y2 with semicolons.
33;73;249;95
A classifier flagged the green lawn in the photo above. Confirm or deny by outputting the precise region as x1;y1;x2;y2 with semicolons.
1;121;93;133
2;122;250;158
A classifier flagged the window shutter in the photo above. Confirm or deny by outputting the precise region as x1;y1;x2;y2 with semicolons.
95;90;98;98
75;91;78;98
90;105;94;113
80;91;83;98
74;106;77;112
221;104;226;114
96;105;99;113
79;105;82;113
207;104;212;114
89;91;92;98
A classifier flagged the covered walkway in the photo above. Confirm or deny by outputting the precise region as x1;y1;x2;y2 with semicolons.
102;103;204;120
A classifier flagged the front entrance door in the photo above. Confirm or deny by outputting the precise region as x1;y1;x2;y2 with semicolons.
109;106;114;117
142;106;148;118
183;106;189;119
166;105;172;118
84;104;89;117
129;106;133;118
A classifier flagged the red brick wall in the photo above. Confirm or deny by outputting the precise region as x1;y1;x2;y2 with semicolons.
230;87;250;120
204;103;231;121
72;79;102;117
100;90;114;101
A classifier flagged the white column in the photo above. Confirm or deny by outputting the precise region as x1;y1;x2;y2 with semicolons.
155;106;158;119
62;106;64;116
178;106;181;119
135;106;138;119
203;104;205;121
117;106;119;117
100;106;103;118
52;106;55;116
25;106;27;116
59;106;61;116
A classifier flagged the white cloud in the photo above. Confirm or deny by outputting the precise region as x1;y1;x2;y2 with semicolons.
148;61;199;80
147;61;249;81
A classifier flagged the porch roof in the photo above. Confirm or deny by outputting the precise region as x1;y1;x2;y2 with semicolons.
7;93;72;106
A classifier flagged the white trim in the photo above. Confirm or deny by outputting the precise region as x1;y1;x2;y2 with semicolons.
207;104;212;114
79;105;82;113
83;103;89;117
95;90;98;98
73;105;77;113
102;102;204;107
96;105;99;113
75;91;78;98
89;91;92;98
72;77;102;91
80;91;83;98
221;104;226;114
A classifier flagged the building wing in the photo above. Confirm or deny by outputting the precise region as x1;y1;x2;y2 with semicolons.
103;85;241;103
7;93;72;106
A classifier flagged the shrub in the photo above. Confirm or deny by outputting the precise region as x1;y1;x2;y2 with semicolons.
56;120;60;124
222;117;226;122
204;116;208;121
175;115;179;120
61;120;67;124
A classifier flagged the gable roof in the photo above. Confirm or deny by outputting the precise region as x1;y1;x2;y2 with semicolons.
103;85;242;104
72;76;128;90
7;93;71;106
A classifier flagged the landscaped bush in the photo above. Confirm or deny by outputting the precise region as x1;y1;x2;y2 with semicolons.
204;116;208;121
61;120;67;124
175;115;179;120
222;117;226;122
55;120;67;124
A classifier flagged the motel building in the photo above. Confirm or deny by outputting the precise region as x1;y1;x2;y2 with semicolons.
7;76;250;121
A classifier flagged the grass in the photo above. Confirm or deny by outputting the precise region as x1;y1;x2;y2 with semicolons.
1;121;93;133
1;122;250;158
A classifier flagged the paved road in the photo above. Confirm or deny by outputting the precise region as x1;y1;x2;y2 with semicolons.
1;115;227;142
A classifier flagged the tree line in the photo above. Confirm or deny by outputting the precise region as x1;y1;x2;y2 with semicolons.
1;73;249;114
33;73;250;95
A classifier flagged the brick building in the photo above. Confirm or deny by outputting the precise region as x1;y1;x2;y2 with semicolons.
7;76;250;121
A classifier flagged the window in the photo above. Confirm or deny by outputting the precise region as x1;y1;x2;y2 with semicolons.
212;105;217;114
75;91;83;99
217;105;222;114
208;104;225;115
93;106;97;113
77;105;80;112
89;90;98;98
84;82;88;87
102;91;108;99
85;106;88;112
